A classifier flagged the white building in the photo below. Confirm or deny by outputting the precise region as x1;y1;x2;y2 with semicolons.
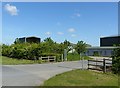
85;46;117;57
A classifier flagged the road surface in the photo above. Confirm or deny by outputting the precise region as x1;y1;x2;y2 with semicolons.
2;60;88;86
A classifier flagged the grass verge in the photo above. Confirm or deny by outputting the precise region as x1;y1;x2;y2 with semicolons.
42;69;118;87
1;54;92;65
67;53;93;61
1;56;42;65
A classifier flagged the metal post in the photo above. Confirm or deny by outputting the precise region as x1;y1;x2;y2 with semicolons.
64;49;67;61
25;37;26;43
61;54;63;62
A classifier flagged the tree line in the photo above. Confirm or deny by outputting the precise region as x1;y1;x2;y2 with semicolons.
2;37;88;61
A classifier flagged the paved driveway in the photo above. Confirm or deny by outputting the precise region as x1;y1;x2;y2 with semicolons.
2;60;88;86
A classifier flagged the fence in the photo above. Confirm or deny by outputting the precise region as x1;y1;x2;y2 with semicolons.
39;56;56;62
88;58;112;73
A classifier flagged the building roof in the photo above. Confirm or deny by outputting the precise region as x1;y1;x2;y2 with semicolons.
20;36;40;39
26;36;40;39
100;35;120;38
86;46;118;49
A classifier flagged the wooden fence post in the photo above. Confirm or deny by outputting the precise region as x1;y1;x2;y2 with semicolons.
48;56;49;62
54;56;56;62
88;60;89;70
96;58;97;69
103;58;106;73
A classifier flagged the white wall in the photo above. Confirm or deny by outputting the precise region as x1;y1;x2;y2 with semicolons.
85;48;114;57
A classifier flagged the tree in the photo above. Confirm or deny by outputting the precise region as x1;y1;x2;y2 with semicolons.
14;38;21;44
44;37;54;44
63;40;70;46
86;44;92;47
63;40;72;53
75;41;87;70
112;46;120;74
57;43;65;54
75;41;87;58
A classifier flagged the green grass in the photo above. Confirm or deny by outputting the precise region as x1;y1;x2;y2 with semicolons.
43;69;118;87
1;53;92;65
67;53;93;61
1;56;42;65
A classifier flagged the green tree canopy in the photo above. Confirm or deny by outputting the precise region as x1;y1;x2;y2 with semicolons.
75;41;87;55
112;45;120;74
44;37;54;44
63;40;70;46
14;38;21;44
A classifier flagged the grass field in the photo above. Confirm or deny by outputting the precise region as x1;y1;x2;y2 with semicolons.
1;56;42;65
67;53;93;61
43;69;118;87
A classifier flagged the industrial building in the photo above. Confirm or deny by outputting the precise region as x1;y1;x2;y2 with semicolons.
18;36;41;43
85;35;120;57
100;35;120;46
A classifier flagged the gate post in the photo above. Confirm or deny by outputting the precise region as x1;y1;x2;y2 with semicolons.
88;60;89;70
103;58;106;73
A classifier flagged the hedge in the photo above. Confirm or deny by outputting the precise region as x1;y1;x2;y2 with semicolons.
2;43;63;61
112;47;120;74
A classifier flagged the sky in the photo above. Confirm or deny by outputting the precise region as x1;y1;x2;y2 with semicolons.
2;2;118;46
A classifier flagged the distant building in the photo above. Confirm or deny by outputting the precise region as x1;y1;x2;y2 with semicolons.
85;46;117;57
85;35;120;57
100;35;120;46
18;36;41;43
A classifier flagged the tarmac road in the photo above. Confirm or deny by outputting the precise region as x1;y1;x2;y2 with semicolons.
2;60;88;86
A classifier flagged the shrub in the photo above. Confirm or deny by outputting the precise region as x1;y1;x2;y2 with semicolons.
112;47;120;74
93;51;100;56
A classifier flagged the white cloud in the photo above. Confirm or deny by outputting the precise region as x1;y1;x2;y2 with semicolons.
57;32;64;35
68;28;75;33
71;9;81;18
45;32;51;35
71;34;76;37
4;4;19;16
74;13;80;17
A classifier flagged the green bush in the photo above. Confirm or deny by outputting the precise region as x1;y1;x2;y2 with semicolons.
2;39;89;62
55;54;62;62
2;43;41;60
67;53;80;61
2;43;62;62
67;53;92;61
112;47;120;74
93;51;100;56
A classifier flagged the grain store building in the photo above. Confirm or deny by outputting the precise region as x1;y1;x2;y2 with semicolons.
17;36;41;43
85;35;120;57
